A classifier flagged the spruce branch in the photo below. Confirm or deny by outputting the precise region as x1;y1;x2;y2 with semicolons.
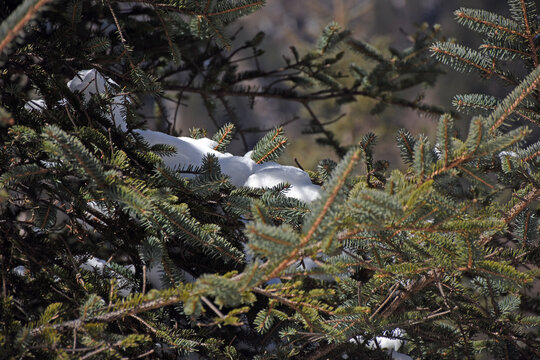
454;8;523;38
487;64;540;132
0;0;52;54
154;1;265;17
517;0;539;67
29;288;187;336
266;149;362;280
430;42;515;84
480;42;529;60
168;84;452;118
503;187;540;225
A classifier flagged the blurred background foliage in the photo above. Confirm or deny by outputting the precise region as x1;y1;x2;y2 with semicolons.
168;0;508;169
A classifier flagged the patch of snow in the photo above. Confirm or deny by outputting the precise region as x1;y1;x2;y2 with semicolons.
67;69;119;102
245;163;321;202
391;351;413;360
12;265;27;277
24;99;46;111
368;336;403;352
350;328;411;359
146;264;196;290
433;143;442;160
79;256;135;297
63;69;321;203
25;70;322;203
137;128;320;201
67;69;129;131
498;151;518;158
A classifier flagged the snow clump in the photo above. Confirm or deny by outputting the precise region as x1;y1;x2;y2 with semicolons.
65;69;321;203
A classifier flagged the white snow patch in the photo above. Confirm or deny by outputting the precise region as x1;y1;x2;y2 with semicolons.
67;69;129;131
79;256;135;297
26;69;321;203
134;129;320;201
245;162;321;202
12;265;27;277
350;328;411;360
498;151;518;159
67;69;119;102
24;99;46;111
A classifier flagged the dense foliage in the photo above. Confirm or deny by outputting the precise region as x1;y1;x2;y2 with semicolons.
1;0;540;359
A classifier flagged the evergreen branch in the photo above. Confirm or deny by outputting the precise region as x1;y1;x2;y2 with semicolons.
503;187;540;224
380;270;439;318
43;126;107;188
488;65;540;132
519;0;539;67
437;114;453;166
304;153;359;240
454;94;539;125
252;287;315;332
0;0;52;54
155;206;243;263
457;165;495;189
203;0;211;12
431;43;491;73
266;149;362;280
0;164;49;186
250;127;288;164
155;10;181;65
36;200;55;229
154;1;264;17
430;42;515;84
167;85;452;117
475;261;531;283
479;43;529;59
347;38;389;64
454;8;524;38
247;227;296;247
522;148;540;162
255;139;287;164
212;123;234;151
205;1;265;17
106;1;135;69
453;93;498;112
396;129;417;165
29;289;187;336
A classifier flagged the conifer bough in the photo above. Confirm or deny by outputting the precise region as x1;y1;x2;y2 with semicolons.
1;0;540;359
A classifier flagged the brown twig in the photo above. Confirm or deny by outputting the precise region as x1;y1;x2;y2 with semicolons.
0;0;52;54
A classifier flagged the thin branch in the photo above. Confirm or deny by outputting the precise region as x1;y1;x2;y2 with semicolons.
201;296;225;318
165;84;453;118
0;0;52;54
30;292;184;336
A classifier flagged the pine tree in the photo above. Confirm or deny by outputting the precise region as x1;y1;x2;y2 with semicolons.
1;1;540;359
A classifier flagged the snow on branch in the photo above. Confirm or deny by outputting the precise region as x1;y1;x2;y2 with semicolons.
33;69;321;203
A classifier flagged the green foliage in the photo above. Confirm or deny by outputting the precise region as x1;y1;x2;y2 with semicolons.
0;0;53;56
212;122;235;152
250;127;288;164
1;0;540;359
